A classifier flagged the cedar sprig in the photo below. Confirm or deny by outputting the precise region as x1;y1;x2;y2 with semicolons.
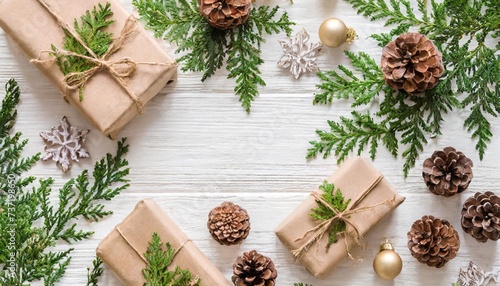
0;79;130;285
52;2;115;100
143;232;201;286
86;257;104;286
310;181;351;247
307;111;396;164
313;51;391;107
309;0;497;176
133;0;294;112
294;283;312;286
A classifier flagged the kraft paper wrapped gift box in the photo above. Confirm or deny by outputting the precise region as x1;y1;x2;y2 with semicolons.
97;199;232;286
0;0;177;138
275;157;405;279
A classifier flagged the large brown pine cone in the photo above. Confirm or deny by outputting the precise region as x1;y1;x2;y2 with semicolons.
407;215;460;268
381;32;444;94
199;0;251;30
232;250;277;286
208;201;250;245
422;147;473;197
461;192;500;243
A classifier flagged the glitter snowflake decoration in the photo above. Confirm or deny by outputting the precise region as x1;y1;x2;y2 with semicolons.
456;261;499;286
40;116;90;172
278;29;322;79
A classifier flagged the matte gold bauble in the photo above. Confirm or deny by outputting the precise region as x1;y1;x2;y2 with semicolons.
318;18;356;48
373;239;403;280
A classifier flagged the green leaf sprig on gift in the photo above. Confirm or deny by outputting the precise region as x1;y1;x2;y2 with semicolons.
52;3;115;100
307;0;499;177
133;0;294;112
0;79;131;285
143;232;201;286
310;181;351;247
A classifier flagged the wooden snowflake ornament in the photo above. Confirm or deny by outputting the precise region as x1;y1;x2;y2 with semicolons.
40;116;90;172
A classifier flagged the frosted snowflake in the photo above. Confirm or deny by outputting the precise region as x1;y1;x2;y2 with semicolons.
40;116;90;172
456;261;499;286
278;29;323;79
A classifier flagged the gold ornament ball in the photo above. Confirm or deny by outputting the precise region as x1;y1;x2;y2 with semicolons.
318;18;349;48
373;240;403;280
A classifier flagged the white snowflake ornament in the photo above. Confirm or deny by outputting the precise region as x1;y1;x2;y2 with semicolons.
456;261;500;286
40;117;90;172
278;29;323;79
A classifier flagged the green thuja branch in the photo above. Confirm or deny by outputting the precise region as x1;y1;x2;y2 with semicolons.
310;0;498;176
0;79;130;285
52;2;115;100
86;257;104;286
314;51;390;107
143;232;201;286
294;283;312;286
133;0;294;112
310;181;351;247
307;111;395;163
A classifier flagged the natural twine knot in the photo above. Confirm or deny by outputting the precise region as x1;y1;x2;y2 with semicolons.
292;174;397;260
31;0;177;115
62;55;137;91
188;275;201;286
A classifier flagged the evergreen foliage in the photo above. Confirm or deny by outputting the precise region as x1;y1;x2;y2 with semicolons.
308;0;499;176
143;232;201;286
52;3;115;100
133;0;294;112
0;79;130;285
310;181;351;247
86;257;104;286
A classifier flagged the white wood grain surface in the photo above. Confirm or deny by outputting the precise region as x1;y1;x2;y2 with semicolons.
1;0;499;285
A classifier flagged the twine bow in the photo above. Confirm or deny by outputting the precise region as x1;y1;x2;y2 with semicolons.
292;174;397;259
31;0;175;113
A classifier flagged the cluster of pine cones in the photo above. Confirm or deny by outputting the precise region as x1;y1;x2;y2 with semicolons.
407;146;500;268
208;201;277;285
195;3;500;273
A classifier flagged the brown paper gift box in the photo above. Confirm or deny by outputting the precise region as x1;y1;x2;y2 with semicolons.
96;199;232;286
275;157;405;279
0;0;177;138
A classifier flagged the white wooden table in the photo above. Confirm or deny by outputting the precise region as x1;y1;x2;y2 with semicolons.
1;0;499;285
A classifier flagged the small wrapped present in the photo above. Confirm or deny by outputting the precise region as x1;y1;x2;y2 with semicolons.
275;157;405;279
0;0;177;138
97;199;231;286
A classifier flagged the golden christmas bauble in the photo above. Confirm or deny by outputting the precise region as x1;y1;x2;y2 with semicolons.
373;239;403;280
318;18;356;48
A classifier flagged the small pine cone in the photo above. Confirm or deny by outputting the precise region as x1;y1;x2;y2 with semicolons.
381;32;444;94
461;192;500;243
407;215;460;268
207;202;250;246
422;147;473;197
199;0;251;30
232;250;277;286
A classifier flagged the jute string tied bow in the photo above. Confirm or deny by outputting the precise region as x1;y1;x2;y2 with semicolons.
115;226;200;286
31;0;176;113
292;174;397;259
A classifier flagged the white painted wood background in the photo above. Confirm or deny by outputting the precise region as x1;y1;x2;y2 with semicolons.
1;0;499;285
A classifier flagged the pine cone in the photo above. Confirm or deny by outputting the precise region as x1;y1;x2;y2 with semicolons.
422;147;473;197
381;32;444;94
207;201;250;245
461;192;500;243
407;215;460;268
232;250;277;286
199;0;251;30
